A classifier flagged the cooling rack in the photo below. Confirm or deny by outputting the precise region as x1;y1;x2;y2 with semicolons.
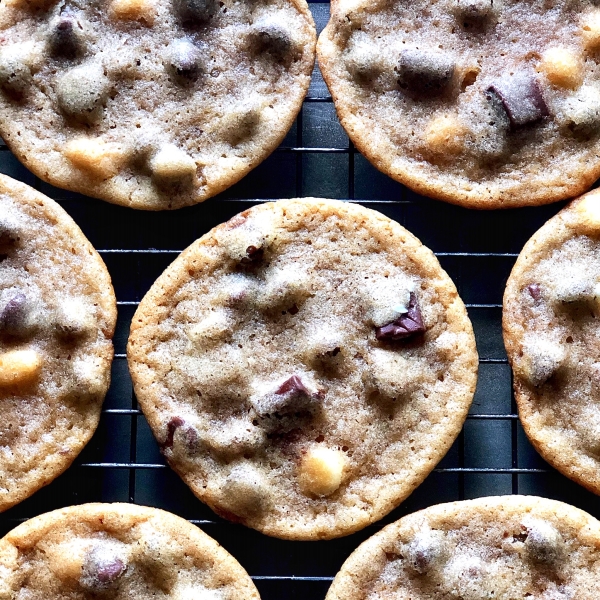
1;3;599;599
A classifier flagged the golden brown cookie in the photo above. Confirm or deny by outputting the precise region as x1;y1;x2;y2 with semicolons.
318;0;600;208
504;188;600;495
326;495;600;600
127;198;478;540
0;0;316;209
0;174;116;511
0;503;260;598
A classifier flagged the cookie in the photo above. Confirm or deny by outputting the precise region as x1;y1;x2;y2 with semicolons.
326;495;600;600
0;0;316;210
318;0;600;209
0;174;116;511
0;502;260;598
127;198;478;540
503;189;600;495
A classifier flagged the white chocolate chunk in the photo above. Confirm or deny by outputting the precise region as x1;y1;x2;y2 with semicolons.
582;10;600;50
574;191;600;233
299;446;346;496
150;144;197;179
110;0;156;24
518;339;566;387
64;138;125;179
538;47;583;89
559;85;600;134
0;349;42;387
424;114;467;156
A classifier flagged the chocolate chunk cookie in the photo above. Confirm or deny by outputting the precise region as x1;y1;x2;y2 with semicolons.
0;0;315;210
0;503;260;598
127;198;478;540
0;174;116;511
326;496;600;600
504;189;600;494
318;0;600;208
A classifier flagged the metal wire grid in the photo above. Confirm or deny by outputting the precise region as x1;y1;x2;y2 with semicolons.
0;3;599;598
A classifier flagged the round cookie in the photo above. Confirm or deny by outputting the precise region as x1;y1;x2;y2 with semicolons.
318;0;600;209
127;198;478;540
0;503;260;598
0;0;316;210
0;174;116;511
504;189;600;495
326;495;600;600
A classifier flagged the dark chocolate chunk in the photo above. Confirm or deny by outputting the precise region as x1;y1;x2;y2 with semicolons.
397;50;455;97
0;292;33;338
0;220;19;248
253;23;292;58
161;416;185;449
376;292;425;341
173;0;217;23
240;245;264;264
457;0;497;28
49;14;84;58
528;283;541;301
167;39;203;79
276;374;310;396
487;73;549;129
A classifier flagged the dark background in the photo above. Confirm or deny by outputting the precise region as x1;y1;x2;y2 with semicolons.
1;4;598;598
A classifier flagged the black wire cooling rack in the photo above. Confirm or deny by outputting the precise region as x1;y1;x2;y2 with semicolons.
1;3;599;599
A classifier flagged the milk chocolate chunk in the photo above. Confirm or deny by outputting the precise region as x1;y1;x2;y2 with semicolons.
523;520;564;564
397;50;455;97
528;283;541;301
376;292;425;340
241;245;264;264
0;292;35;338
253;21;292;58
81;547;126;589
174;0;217;23
487;73;549;128
49;13;85;58
405;529;446;574
166;39;203;79
276;374;310;396
161;416;185;449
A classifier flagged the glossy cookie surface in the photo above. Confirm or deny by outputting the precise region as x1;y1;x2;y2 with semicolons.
326;496;600;600
127;198;478;540
0;174;116;511
504;189;600;495
0;503;260;598
0;0;315;209
318;0;600;208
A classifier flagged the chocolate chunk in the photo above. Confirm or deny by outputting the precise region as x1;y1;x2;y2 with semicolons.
397;50;455;97
457;0;497;28
173;0;217;23
161;416;185;449
81;547;126;589
49;14;85;58
487;73;549;129
0;292;34;338
96;558;125;584
240;245;264;264
166;39;203;80
528;283;541;301
252;376;324;433
0;220;19;248
406;530;446;574
376;292;425;341
524;520;563;564
276;374;310;396
56;63;110;120
253;23;292;58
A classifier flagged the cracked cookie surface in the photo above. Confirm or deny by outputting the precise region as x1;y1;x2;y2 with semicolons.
326;496;600;600
0;0;315;210
318;0;600;208
504;189;600;495
127;198;478;540
0;174;116;512
0;503;260;599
